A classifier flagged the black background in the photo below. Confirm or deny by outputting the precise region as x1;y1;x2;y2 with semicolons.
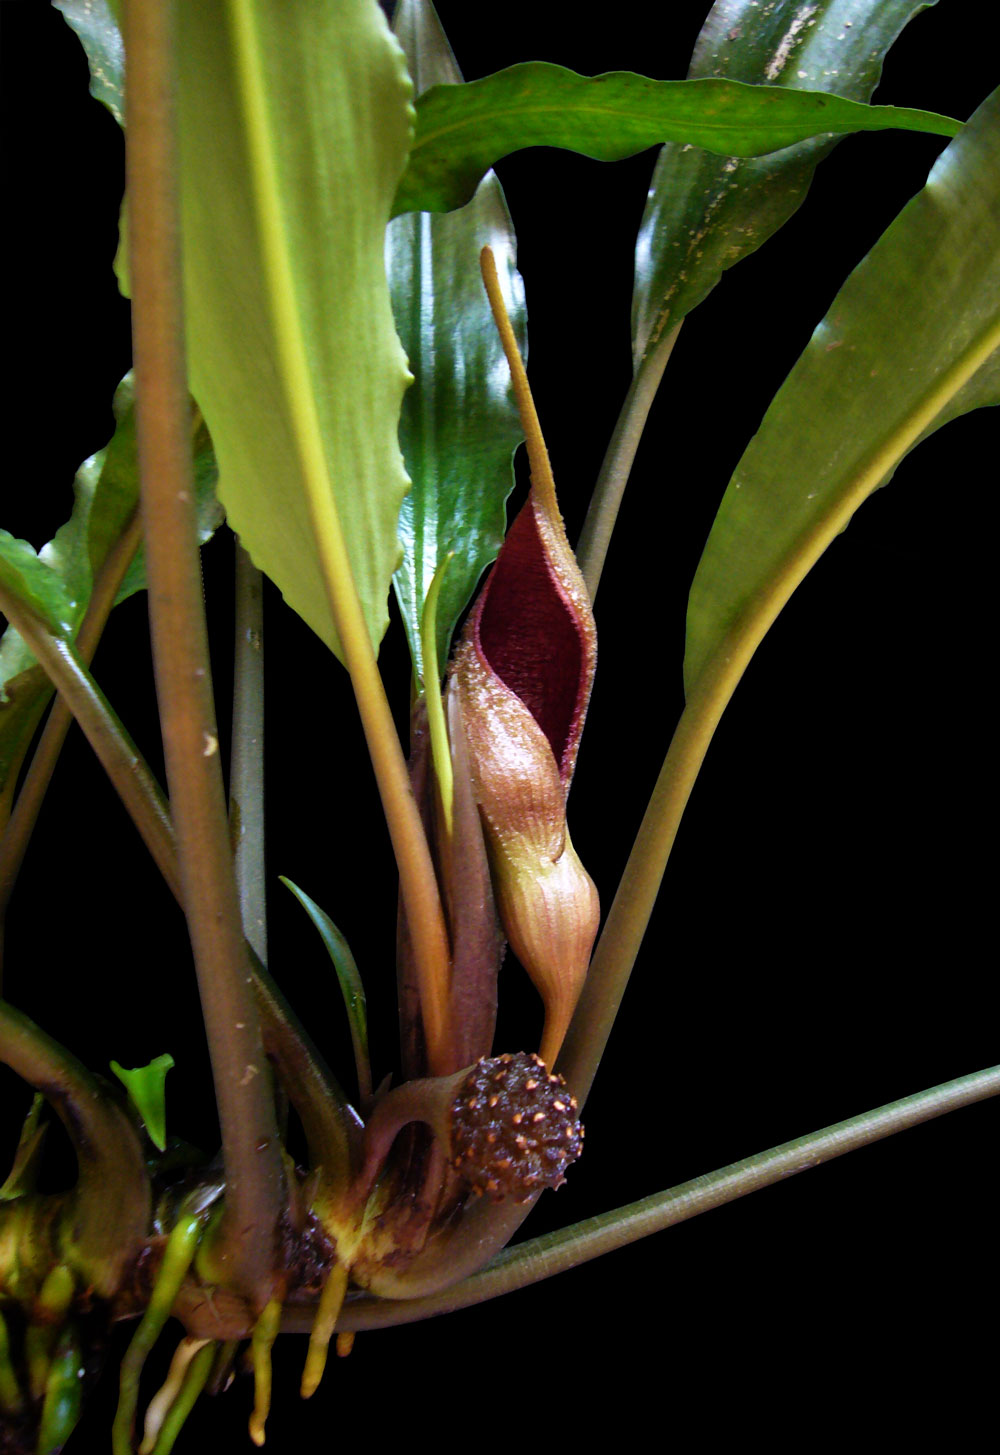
1;0;997;1445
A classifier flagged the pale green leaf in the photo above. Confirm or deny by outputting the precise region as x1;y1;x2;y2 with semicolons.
110;1053;174;1152
175;0;414;662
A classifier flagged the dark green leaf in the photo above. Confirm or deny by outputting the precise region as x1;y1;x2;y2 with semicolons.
0;665;50;816
389;0;526;681
52;0;124;125
0;375;220;804
110;1054;174;1152
391;61;959;217
280;877;371;1103
0;532;74;638
0;1093;47;1200
113;399;222;607
36;1321;85;1453
51;2;130;289
633;0;943;369
685;87;1000;698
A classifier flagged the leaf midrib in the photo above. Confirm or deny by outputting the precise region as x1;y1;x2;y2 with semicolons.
227;0;332;534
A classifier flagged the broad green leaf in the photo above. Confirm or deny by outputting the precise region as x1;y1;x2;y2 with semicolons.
59;0;415;661
110;1053;174;1152
280;877;371;1101
0;533;74;638
388;0;526;681
174;0;414;662
632;0;942;369
391;62;959;217
52;0;124;125
684;87;1000;699
31;373;216;621
0;375;220;803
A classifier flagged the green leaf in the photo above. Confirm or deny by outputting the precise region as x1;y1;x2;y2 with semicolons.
52;0;124;125
0;1093;48;1201
53;1;130;291
684;87;1000;699
0;374;220;804
388;0;526;680
280;877;371;1103
59;0;414;662
0;531;75;639
112;398;222;607
0;1310;23;1417
36;1321;85;1454
110;1054;174;1152
174;0;414;663
391;61;959;217
0;665;50;818
0;381;124;803
632;0;942;369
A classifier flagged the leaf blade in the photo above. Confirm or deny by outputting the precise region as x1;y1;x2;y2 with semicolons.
176;0;414;662
684;87;1000;698
0;534;75;802
391;62;959;217
388;0;527;680
632;0;944;368
0;533;74;640
52;0;124;125
0;375;219;806
280;877;371;1104
110;1053;174;1153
